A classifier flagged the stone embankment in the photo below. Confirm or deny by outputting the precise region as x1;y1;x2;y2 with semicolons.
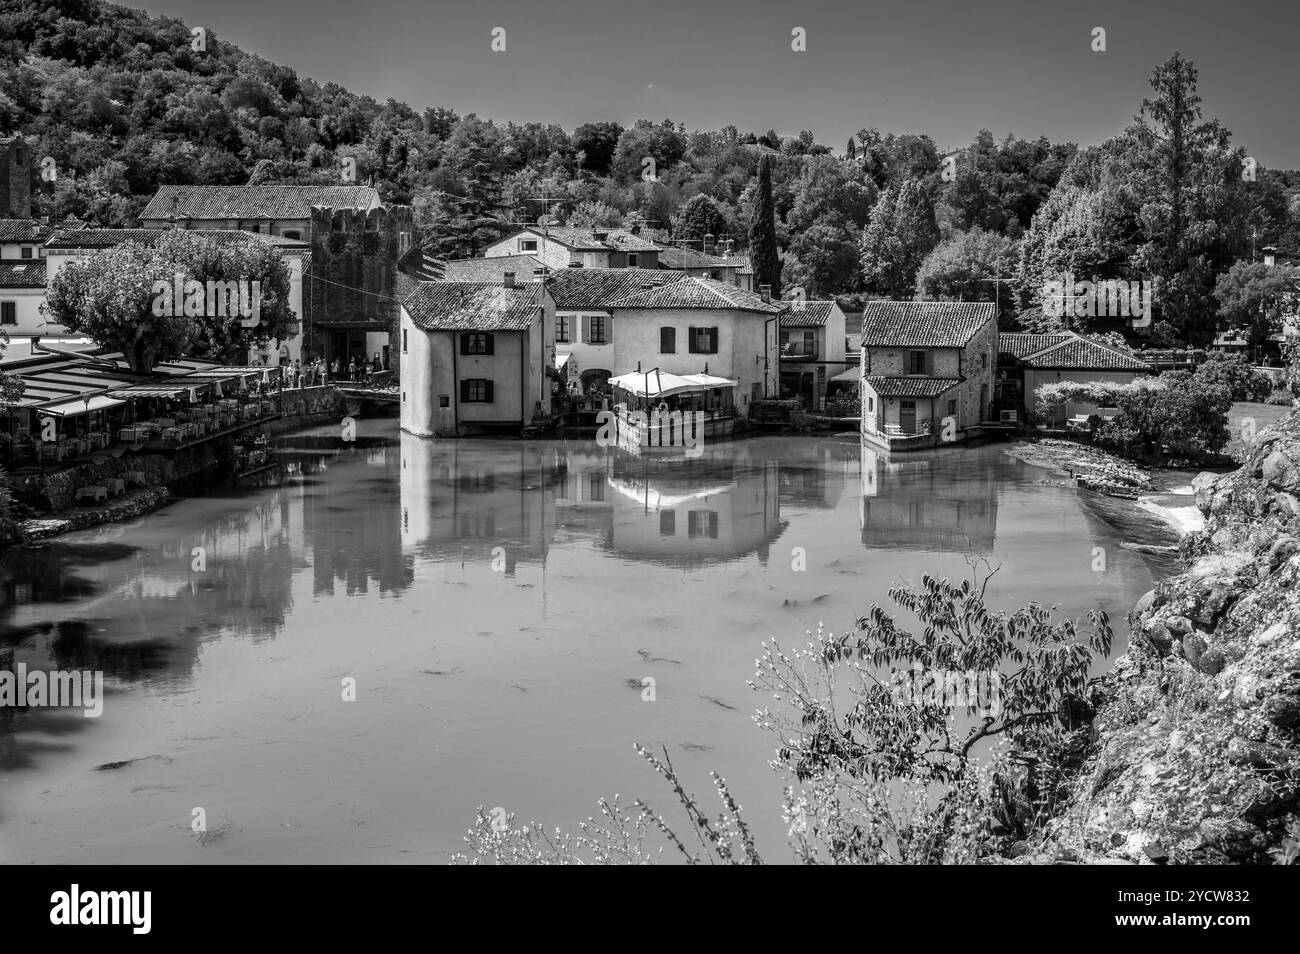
1035;411;1300;864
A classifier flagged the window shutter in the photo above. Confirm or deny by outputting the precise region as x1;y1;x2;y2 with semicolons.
605;318;612;344
484;333;494;356
484;380;494;403
709;327;719;354
687;327;698;353
459;334;469;356
581;316;590;344
460;380;469;403
926;351;934;375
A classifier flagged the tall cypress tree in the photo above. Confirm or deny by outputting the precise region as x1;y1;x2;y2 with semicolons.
749;154;782;297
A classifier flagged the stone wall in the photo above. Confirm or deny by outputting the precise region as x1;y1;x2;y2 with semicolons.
268;384;346;434
1036;409;1300;864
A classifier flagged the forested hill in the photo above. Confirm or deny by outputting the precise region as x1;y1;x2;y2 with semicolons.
2;0;1299;346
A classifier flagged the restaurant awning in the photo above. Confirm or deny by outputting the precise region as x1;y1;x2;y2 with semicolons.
107;383;193;398
831;367;861;383
609;370;738;399
38;395;126;417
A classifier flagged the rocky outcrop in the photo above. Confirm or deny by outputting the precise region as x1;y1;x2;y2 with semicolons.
1036;410;1300;864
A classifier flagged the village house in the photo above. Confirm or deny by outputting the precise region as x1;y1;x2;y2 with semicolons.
546;267;686;391
0;217;53;259
399;275;555;438
996;331;1153;426
484;225;661;271
440;254;546;282
0;258;54;335
859;300;998;448
603;276;783;421
778;299;848;409
139;184;384;241
655;246;741;283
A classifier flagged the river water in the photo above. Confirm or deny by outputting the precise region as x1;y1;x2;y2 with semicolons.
0;419;1171;863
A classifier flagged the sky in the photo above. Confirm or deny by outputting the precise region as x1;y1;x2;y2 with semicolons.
143;0;1299;167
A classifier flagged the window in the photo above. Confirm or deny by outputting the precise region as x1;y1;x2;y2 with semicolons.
461;332;494;355
981;352;988;370
20;247;32;259
439;395;450;408
947;399;957;416
688;326;719;354
570;258;583;268
867;395;875;413
460;379;494;403
556;315;569;343
688;510;719;539
659;511;675;535
0;302;15;326
282;230;301;241
628;254;639;267
804;330;816;356
588;473;605;502
521;239;538;252
660;327;676;353
908;350;926;374
402;329;408;353
587;316;607;345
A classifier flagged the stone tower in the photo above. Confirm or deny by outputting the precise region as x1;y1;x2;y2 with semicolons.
0;136;33;219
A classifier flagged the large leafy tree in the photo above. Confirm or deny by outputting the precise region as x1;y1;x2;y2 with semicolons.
44;233;294;372
674;193;730;245
859;178;940;298
748;153;782;297
916;228;1020;324
1214;260;1300;353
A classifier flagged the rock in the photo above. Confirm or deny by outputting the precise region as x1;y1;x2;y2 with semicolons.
1142;842;1170;864
1198;648;1227;676
1263;690;1300;729
1182;633;1208;667
1143;622;1174;654
1164;615;1194;635
1263;447;1300;494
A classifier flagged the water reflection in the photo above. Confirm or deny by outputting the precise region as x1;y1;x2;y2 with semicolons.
859;443;999;552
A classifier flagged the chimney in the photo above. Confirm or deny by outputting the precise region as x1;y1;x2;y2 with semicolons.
759;284;772;303
503;271;516;288
703;233;715;254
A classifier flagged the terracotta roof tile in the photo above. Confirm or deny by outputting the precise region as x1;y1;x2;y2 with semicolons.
141;185;381;220
608;276;781;313
860;300;996;348
402;282;540;332
780;300;837;328
548;267;685;310
0;260;46;287
865;376;963;398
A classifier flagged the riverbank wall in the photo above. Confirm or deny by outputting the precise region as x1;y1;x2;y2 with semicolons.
1035;409;1300;863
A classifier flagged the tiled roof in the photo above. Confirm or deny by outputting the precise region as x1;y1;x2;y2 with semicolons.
44;228;304;250
860;300;996;348
865;376;962;398
999;332;1072;360
442;255;547;281
0;260;46;287
727;253;752;273
548;267;685;310
506;226;660;252
656;246;732;270
1020;334;1152;371
402;282;541;332
607;276;782;313
780;300;838;328
140;185;381;220
0;219;53;243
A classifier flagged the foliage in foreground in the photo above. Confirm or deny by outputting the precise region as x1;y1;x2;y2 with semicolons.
455;563;1114;864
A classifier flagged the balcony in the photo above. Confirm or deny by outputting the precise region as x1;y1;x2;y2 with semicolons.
780;341;820;361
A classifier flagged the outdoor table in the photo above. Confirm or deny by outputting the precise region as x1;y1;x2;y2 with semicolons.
104;478;125;496
75;486;107;503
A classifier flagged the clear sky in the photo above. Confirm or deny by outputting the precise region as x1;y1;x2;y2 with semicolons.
144;0;1299;167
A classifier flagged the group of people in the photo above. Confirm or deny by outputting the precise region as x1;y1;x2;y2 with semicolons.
281;353;387;389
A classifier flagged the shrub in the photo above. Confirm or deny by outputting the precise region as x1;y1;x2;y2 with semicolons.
1266;388;1297;407
1192;354;1272;403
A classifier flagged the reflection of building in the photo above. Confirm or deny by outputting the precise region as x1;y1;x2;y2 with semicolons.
553;447;787;566
859;438;998;552
399;434;565;574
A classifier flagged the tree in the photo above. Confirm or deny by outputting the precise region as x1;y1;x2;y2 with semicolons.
566;199;622;229
572;121;623;175
43;241;191;373
43;233;294;372
1214;260;1300;354
748;154;781;297
1192;353;1273;403
1129;53;1254;346
674;193;729;245
916;228;1019;323
859;178;940;298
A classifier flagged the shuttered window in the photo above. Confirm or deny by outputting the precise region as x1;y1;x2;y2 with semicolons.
688;327;719;354
660;327;676;353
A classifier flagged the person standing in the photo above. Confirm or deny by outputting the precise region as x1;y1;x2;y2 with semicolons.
347;356;357;383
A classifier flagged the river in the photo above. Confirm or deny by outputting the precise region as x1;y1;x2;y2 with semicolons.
0;419;1172;863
